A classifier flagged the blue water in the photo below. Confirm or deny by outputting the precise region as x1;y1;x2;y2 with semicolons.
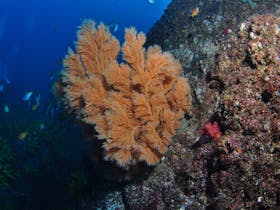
0;1;171;209
0;0;170;106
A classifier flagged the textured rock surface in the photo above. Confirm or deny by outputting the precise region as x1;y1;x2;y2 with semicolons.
118;1;280;209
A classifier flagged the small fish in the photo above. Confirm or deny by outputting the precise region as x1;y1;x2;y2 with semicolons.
148;0;155;4
32;103;39;111
35;93;40;104
39;123;45;130
4;104;9;113
190;7;199;18
23;91;33;101
109;22;119;33
18;131;28;140
2;64;11;84
49;70;56;81
32;93;40;110
4;77;10;84
113;23;119;33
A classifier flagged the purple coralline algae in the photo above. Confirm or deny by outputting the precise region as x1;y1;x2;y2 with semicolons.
208;13;280;209
80;1;280;209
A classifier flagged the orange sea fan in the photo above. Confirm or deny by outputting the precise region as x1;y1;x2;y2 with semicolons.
59;20;191;168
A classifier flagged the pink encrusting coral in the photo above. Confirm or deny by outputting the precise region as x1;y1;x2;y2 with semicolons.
200;121;222;141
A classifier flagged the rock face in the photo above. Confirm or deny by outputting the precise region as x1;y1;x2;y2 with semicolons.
119;1;280;210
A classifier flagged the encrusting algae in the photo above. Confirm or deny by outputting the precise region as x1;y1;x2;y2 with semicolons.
56;20;191;168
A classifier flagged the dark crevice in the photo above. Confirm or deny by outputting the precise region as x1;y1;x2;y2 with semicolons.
261;89;273;103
